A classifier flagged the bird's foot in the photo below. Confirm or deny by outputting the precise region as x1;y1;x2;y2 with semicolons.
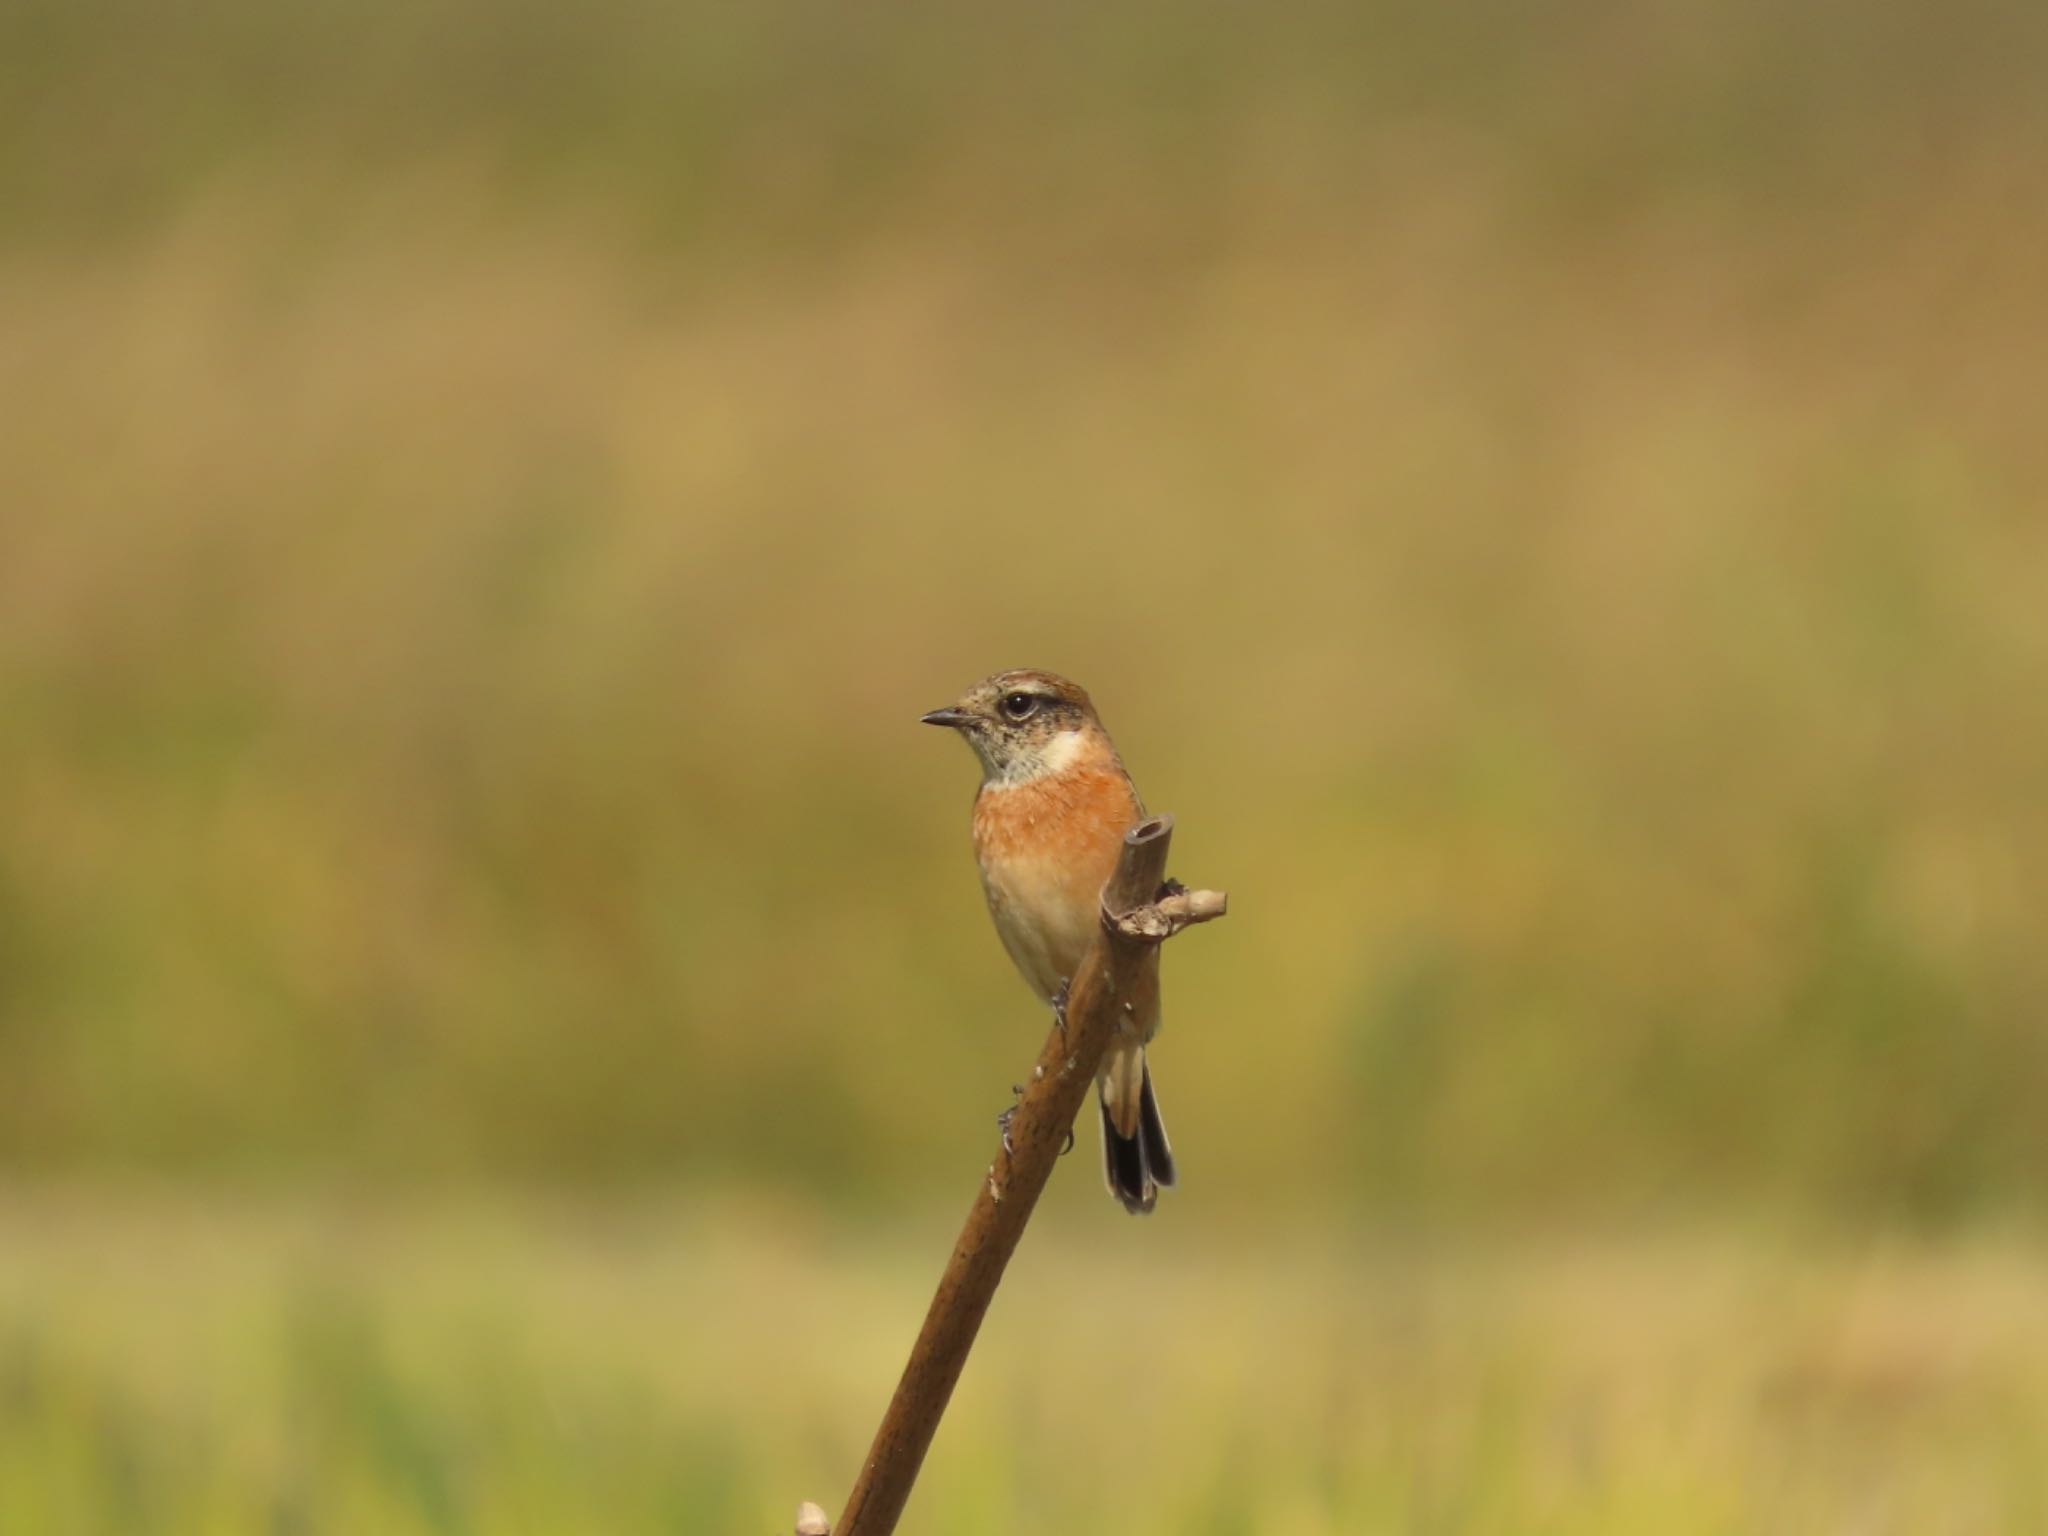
996;1085;1025;1156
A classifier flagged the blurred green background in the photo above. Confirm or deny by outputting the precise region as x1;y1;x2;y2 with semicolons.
4;0;2047;1530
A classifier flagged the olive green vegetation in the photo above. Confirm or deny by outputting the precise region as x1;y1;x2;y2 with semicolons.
8;0;2047;1223
2;0;2045;1219
7;2;2048;1529
2;1195;2046;1536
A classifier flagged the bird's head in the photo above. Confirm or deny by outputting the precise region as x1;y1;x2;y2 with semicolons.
921;669;1113;785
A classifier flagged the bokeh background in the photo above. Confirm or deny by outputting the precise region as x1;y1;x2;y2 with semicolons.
5;0;2047;1530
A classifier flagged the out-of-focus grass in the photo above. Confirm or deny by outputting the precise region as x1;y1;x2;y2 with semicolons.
4;0;2048;1222
10;8;2045;1528
0;1194;2045;1535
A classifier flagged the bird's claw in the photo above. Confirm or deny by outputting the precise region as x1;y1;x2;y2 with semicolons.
997;1096;1021;1157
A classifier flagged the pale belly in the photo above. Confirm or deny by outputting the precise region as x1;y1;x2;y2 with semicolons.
976;849;1106;1002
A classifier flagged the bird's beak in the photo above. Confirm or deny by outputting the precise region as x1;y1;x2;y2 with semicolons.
920;706;974;728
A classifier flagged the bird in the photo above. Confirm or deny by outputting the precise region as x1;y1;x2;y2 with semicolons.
922;668;1176;1214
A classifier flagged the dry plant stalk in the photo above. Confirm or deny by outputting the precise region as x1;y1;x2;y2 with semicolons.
805;813;1226;1536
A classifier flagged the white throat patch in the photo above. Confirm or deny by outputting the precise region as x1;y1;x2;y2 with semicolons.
981;726;1091;786
1037;729;1089;775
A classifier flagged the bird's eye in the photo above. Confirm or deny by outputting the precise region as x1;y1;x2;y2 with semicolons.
999;692;1040;721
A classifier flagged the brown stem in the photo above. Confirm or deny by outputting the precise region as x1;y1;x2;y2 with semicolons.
812;813;1225;1536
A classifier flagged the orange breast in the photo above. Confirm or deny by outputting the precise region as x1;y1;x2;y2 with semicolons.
972;766;1144;1001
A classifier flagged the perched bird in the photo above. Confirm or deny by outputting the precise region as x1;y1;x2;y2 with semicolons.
922;669;1175;1213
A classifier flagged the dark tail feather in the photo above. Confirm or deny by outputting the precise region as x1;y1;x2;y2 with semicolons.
1101;1064;1174;1214
1138;1064;1175;1188
1101;1100;1154;1214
